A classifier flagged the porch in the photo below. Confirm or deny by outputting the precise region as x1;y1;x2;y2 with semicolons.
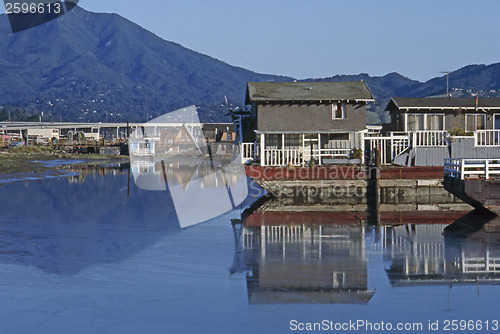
242;131;363;166
241;129;500;167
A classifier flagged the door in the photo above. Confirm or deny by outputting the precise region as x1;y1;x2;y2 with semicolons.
303;134;319;164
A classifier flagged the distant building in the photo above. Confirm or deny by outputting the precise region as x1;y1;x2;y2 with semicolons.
241;81;374;166
202;123;235;142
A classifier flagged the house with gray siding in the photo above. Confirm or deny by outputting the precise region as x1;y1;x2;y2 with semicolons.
384;97;500;166
241;81;374;166
386;97;500;133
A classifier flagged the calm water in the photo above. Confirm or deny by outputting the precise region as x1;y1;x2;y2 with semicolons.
0;167;499;334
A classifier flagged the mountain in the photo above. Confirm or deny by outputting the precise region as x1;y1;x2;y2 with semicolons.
409;63;500;97
313;64;500;123
0;6;290;123
0;6;499;124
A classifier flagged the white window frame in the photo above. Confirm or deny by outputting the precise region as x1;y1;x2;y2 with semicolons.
405;113;445;132
465;113;486;131
494;113;500;130
332;102;346;120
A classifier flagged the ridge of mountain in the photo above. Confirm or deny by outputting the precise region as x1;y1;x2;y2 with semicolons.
0;7;499;124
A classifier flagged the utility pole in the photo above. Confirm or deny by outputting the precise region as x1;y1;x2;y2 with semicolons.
441;71;452;97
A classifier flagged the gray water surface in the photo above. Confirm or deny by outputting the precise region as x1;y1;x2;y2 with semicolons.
0;169;499;334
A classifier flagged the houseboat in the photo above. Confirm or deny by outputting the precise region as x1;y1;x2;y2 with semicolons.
234;82;500;213
384;97;500;166
239;90;500;167
239;81;374;166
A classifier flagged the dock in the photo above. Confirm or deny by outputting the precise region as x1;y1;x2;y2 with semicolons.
444;158;500;214
0;121;234;154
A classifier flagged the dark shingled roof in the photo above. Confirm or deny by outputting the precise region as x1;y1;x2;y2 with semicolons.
387;97;500;111
245;81;374;104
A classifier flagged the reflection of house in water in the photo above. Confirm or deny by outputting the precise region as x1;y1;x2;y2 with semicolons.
129;123;204;157
231;212;375;304
383;216;500;285
131;159;243;189
131;158;248;228
129;122;237;158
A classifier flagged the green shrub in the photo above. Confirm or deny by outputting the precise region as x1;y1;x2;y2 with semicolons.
449;125;473;136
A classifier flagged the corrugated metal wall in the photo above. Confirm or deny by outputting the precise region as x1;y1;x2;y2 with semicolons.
451;138;500;159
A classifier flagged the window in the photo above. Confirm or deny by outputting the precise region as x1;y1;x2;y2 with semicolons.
465;114;486;131
406;114;424;131
332;102;346;119
426;114;444;130
284;134;300;149
406;114;444;131
265;134;282;149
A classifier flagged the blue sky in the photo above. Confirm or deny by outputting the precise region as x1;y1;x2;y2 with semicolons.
4;0;500;82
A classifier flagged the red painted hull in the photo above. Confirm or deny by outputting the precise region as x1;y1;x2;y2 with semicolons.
245;166;444;181
245;210;469;227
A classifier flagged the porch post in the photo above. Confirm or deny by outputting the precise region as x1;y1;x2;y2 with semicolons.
282;133;285;166
260;133;265;167
361;132;365;164
302;134;305;166
318;133;322;165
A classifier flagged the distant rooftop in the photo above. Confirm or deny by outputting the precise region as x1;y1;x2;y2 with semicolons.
245;81;374;104
387;97;500;111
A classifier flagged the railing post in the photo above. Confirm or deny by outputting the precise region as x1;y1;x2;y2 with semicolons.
361;131;365;165
485;160;490;180
390;133;394;163
260;134;265;167
461;159;465;180
281;134;285;166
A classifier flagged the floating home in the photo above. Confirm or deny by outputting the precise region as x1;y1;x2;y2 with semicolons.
384;97;500;166
239;86;500;167
240;81;374;166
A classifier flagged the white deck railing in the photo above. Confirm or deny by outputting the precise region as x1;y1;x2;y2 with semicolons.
444;158;500;180
365;137;389;165
475;130;500;147
392;135;411;158
413;131;448;147
314;148;351;158
241;142;256;163
130;147;155;156
262;148;302;166
260;147;353;166
365;133;411;165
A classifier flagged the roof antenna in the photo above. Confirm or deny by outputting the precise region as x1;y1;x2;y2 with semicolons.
440;71;452;98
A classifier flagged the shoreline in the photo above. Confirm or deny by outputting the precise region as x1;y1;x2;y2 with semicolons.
0;150;129;185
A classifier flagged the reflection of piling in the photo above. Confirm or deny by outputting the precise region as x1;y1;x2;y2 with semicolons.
367;149;381;225
230;218;244;274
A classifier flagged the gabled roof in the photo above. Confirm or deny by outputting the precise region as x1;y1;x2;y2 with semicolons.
202;123;235;132
386;97;500;112
245;81;374;104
